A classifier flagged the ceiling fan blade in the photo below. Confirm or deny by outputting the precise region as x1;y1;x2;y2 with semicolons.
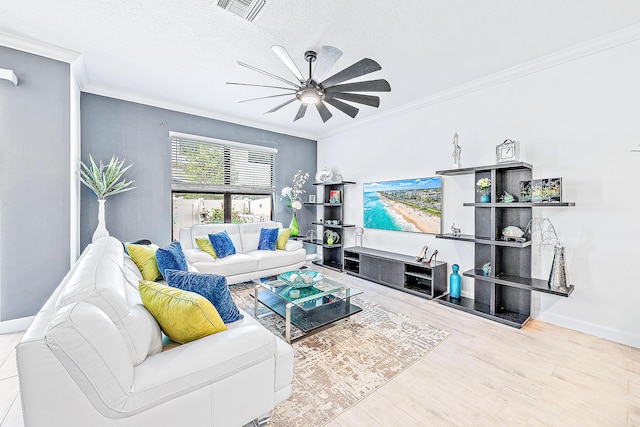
320;58;382;88
312;46;343;82
227;82;297;91
325;79;391;93
239;93;295;103
272;45;305;83
325;92;380;107
294;104;308;121
324;97;359;118
238;61;301;88
315;102;333;123
264;98;297;114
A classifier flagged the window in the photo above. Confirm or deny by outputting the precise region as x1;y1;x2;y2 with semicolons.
170;132;276;239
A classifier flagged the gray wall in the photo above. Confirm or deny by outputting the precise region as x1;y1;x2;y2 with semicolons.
0;47;71;321
80;94;317;249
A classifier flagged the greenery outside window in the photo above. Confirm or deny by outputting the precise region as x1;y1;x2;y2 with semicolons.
170;132;276;239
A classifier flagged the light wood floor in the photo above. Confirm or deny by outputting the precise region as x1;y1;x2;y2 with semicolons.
1;267;639;426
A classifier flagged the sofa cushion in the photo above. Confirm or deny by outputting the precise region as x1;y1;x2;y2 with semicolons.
139;280;227;344
209;231;236;258
46;302;134;414
193;253;258;277
246;248;307;271
257;228;278;251
189;224;243;253
57;237;163;365
164;270;243;323
156;241;188;279
195;237;217;258
126;243;162;281
239;221;279;252
277;228;290;250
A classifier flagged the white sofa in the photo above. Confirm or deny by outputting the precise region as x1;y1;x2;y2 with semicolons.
179;221;306;284
16;237;294;427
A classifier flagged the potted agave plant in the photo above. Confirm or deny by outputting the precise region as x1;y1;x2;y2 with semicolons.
79;155;135;242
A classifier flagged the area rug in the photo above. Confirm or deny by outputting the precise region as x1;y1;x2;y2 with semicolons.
231;283;449;427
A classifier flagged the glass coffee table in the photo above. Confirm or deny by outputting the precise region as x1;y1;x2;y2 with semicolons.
252;274;363;343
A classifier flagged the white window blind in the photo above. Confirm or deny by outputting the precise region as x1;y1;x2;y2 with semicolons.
170;132;276;194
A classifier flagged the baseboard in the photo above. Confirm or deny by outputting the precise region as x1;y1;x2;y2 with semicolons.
534;311;640;349
0;315;34;334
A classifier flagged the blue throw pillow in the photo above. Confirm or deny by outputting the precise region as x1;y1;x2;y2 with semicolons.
208;231;236;258
164;270;243;323
156;241;188;279
257;228;278;251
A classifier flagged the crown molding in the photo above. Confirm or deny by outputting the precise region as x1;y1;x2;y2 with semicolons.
317;23;640;140
0;30;80;63
82;82;318;141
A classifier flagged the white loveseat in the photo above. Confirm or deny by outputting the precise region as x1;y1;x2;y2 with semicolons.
16;237;294;427
179;221;306;284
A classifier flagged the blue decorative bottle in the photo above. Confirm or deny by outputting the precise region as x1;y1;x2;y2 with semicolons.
450;264;461;299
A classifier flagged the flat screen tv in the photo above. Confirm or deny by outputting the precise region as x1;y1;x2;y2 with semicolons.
363;177;442;234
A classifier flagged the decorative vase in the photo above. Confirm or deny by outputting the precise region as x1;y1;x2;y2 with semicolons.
92;199;110;242
449;264;461;299
289;210;299;237
480;194;490;203
548;244;569;291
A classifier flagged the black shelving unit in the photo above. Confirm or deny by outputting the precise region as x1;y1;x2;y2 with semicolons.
303;181;355;271
435;162;575;328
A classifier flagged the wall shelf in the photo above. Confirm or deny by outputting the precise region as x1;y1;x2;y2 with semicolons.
306;181;354;270
435;162;575;328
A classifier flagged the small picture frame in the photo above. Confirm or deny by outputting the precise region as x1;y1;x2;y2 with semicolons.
519;180;531;202
548;177;562;202
531;179;544;203
329;190;341;204
308;195;316;203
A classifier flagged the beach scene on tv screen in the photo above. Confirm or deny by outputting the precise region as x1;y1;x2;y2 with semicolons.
364;177;442;234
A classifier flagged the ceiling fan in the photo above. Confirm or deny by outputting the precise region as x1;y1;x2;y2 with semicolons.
227;45;391;123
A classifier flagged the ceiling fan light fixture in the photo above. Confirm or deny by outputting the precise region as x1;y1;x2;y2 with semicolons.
297;87;324;105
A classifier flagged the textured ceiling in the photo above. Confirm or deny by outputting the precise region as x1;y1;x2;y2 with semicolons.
2;0;640;139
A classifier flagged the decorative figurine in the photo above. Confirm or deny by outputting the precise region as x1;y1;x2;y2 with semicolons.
424;249;438;264
452;132;462;168
482;262;492;276
324;230;340;245
502;226;526;243
500;191;515;203
451;223;461;237
415;245;428;262
354;227;364;246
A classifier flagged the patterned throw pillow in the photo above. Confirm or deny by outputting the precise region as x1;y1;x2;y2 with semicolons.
155;241;188;279
164;270;243;324
139;280;226;344
126;243;162;281
277;228;290;250
208;231;236;258
257;228;279;251
195;237;217;258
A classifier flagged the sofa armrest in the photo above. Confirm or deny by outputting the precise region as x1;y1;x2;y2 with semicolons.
283;240;303;252
127;325;277;413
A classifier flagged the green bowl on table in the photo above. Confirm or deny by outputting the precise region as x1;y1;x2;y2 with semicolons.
278;270;323;288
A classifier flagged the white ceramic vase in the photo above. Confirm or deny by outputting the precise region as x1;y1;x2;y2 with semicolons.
92;199;110;242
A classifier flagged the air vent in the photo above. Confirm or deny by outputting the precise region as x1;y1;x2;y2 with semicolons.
217;0;267;22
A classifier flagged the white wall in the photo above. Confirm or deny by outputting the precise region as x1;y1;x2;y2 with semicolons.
318;38;640;348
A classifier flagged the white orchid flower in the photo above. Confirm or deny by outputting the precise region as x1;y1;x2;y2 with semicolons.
292;200;302;210
281;187;292;198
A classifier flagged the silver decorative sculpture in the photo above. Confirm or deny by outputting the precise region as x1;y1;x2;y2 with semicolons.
548;245;569;292
526;217;570;291
451;223;461;237
354;227;364;246
452;133;461;168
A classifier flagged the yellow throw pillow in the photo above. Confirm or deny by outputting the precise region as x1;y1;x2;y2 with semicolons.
277;228;290;250
139;280;227;344
126;243;162;281
195;237;217;258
